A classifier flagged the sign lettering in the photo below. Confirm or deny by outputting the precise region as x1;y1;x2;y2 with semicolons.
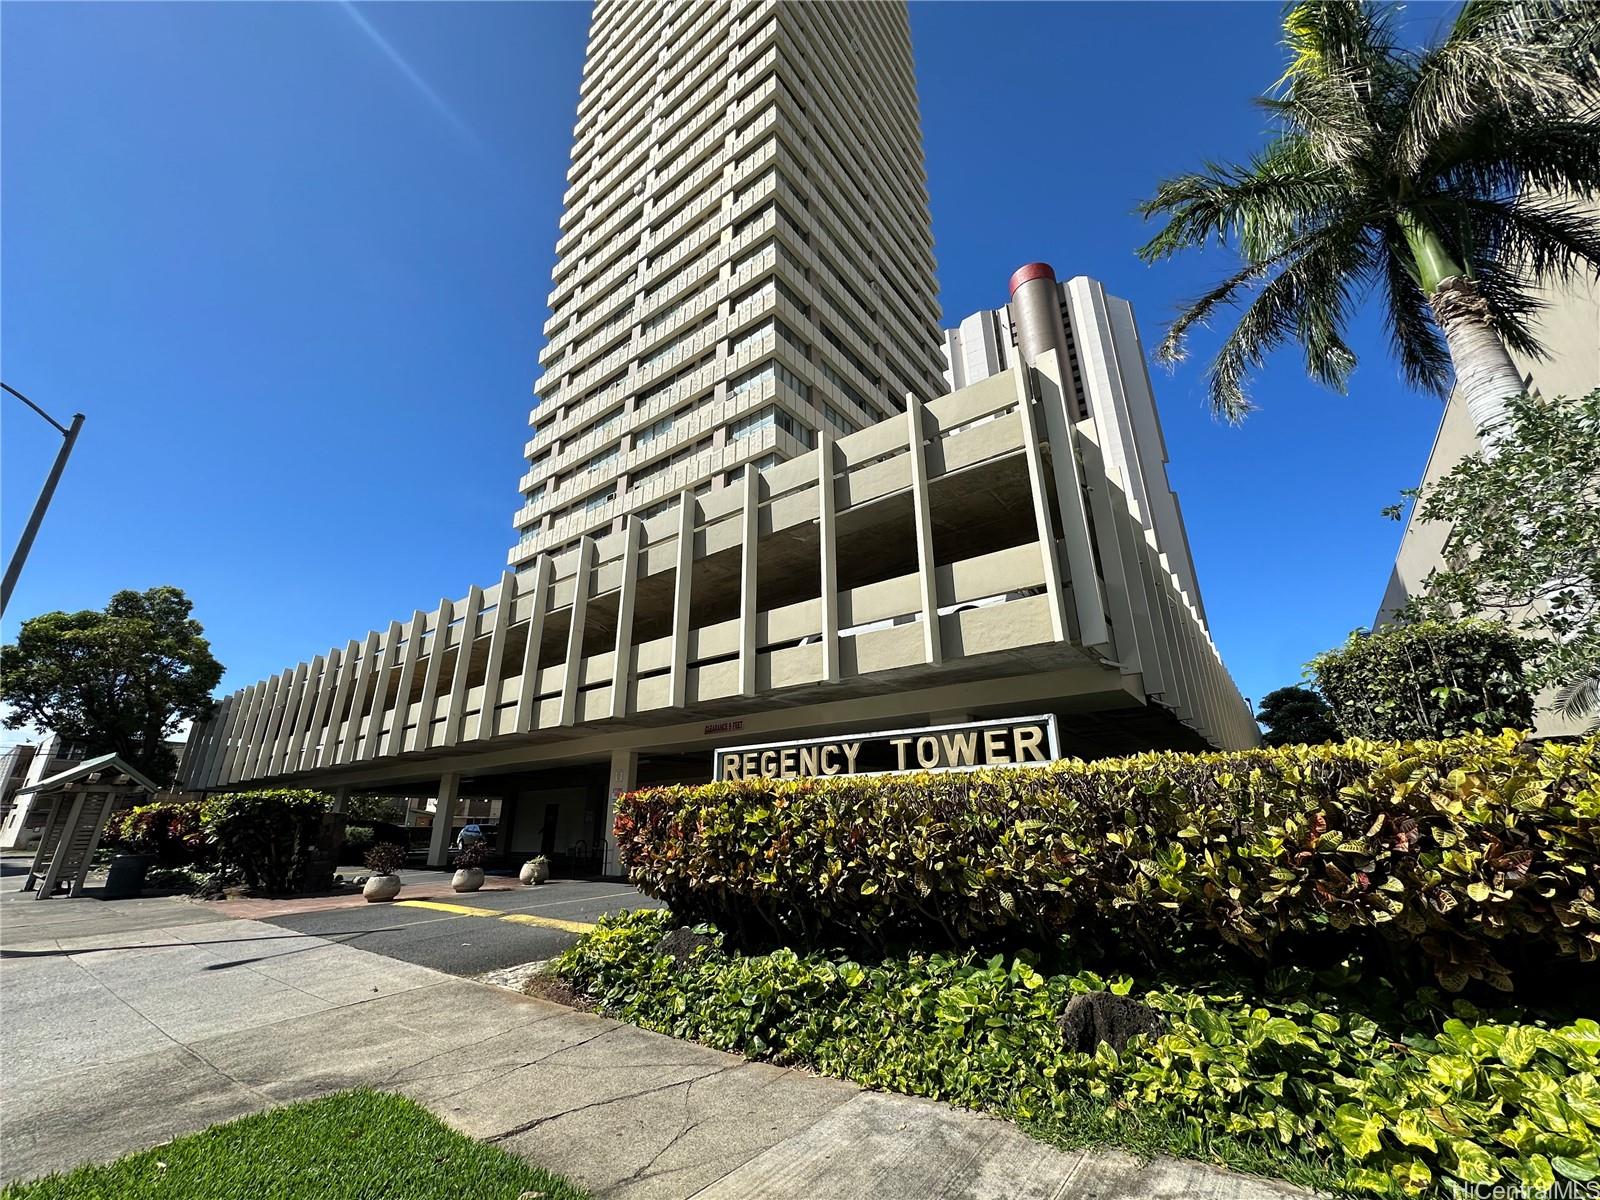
715;715;1059;781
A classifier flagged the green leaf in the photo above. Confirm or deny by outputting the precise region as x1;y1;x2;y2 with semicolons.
1394;1109;1438;1152
1331;1104;1385;1159
1446;1139;1502;1186
1553;1154;1600;1182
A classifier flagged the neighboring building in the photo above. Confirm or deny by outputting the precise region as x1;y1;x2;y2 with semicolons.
0;743;39;831
1375;265;1600;737
511;0;945;566
176;0;1258;875
1;734;89;851
943;271;1207;629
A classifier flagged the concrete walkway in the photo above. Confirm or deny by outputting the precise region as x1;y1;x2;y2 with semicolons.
0;895;1311;1199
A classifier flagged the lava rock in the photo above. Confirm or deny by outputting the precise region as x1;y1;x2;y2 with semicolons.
1059;990;1165;1053
653;926;715;966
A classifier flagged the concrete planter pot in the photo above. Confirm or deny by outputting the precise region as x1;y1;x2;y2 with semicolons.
452;867;485;892
363;873;402;902
520;857;551;886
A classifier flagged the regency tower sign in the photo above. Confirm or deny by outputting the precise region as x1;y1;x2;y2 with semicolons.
714;715;1062;781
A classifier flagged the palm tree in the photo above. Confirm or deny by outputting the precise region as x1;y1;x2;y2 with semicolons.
1137;0;1600;445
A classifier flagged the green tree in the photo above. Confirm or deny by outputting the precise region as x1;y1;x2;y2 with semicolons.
1396;390;1600;727
1254;685;1341;745
1137;0;1600;444
1;586;224;783
342;793;405;824
1309;619;1532;740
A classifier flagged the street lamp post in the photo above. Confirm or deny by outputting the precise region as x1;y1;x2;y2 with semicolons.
1;383;86;619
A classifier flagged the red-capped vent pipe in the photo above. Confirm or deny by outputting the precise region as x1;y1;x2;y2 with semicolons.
1008;262;1068;367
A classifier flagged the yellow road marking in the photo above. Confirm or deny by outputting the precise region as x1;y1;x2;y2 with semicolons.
395;900;501;917
499;913;597;935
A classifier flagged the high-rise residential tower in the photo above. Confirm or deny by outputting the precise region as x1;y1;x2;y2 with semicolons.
512;0;946;566
177;2;1259;875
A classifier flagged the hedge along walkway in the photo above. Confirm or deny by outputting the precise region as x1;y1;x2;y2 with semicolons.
0;901;1311;1200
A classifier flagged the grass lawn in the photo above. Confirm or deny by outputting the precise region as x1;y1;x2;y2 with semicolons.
1;1089;588;1200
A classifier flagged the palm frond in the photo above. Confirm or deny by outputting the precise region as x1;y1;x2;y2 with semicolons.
1278;0;1401;90
1296;231;1377;391
1149;212;1369;369
1379;227;1454;396
1397;0;1600;175
1202;218;1379;421
1457;193;1600;286
1443;193;1600;359
1432;115;1600;205
1465;255;1547;359
1137;138;1352;264
1274;0;1410;169
1556;675;1600;730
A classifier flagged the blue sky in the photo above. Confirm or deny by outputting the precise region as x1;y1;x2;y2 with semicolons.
2;1;1456;736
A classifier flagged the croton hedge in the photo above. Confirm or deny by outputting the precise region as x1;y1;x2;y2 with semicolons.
615;732;1600;992
559;910;1600;1198
105;800;211;867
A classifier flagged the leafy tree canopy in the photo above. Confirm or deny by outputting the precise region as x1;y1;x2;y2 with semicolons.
1254;685;1342;746
1309;618;1532;740
1395;389;1600;727
1;586;224;784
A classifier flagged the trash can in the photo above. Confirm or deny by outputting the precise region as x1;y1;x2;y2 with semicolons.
103;853;157;899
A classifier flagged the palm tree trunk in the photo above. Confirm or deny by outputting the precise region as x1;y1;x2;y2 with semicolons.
1428;274;1527;451
1400;211;1525;452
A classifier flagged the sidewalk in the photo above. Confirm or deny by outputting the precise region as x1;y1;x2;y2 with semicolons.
0;897;1312;1199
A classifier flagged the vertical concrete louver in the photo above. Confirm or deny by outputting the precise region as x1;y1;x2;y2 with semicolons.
510;0;945;567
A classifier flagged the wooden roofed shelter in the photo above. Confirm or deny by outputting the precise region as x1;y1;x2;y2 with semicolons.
18;753;158;899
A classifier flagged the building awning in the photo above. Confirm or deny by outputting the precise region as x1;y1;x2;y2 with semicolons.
17;752;160;797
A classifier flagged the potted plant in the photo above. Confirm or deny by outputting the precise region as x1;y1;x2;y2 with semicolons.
451;840;488;892
363;842;407;902
520;854;551;886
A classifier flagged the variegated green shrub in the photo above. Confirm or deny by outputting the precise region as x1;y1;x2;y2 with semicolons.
614;732;1600;991
559;910;1600;1198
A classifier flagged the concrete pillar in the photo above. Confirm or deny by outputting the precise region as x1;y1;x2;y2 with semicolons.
1010;264;1111;657
337;631;382;766
318;640;362;767
475;572;516;742
283;655;326;774
330;787;350;815
440;585;484;747
515;556;553;734
905;394;941;666
269;662;310;776
560;539;597;726
602;749;637;877
385;614;427;757
413;601;454;753
610;519;643;720
359;622;403;761
426;772;462;868
669;490;696;708
816;431;840;684
737;465;759;696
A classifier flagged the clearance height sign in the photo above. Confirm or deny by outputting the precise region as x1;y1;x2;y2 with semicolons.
714;715;1061;782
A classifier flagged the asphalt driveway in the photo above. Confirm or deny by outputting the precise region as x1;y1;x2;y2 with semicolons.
263;875;661;975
